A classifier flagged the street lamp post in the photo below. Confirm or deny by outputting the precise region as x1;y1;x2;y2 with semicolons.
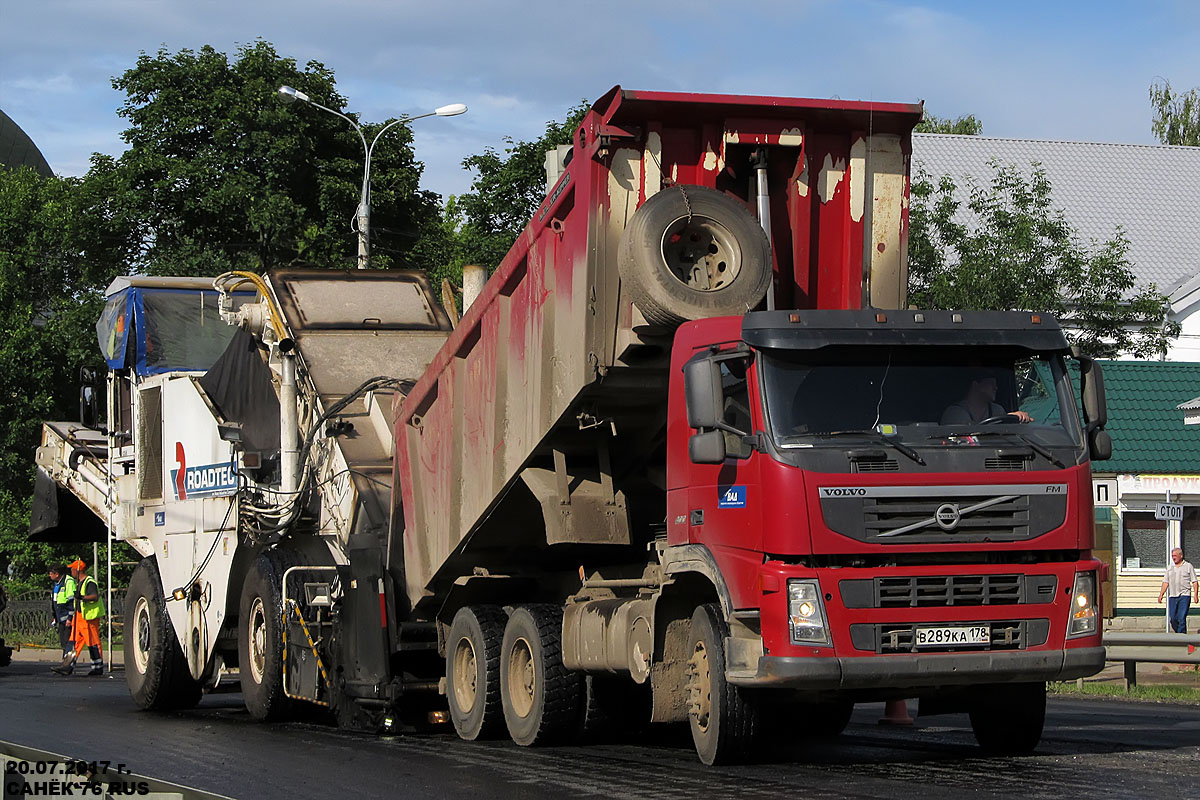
278;86;466;269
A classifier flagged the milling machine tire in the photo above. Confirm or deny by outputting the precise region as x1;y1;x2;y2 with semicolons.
124;557;202;710
499;604;582;746
687;603;760;765
618;184;772;328
969;681;1047;754
446;605;507;741
239;549;295;721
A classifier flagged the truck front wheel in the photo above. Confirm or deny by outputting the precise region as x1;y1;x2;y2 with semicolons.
687;603;759;765
124;558;202;710
446;605;507;740
969;682;1046;754
238;551;293;721
499;605;582;746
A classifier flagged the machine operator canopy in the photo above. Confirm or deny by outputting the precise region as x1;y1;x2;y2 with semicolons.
97;277;252;376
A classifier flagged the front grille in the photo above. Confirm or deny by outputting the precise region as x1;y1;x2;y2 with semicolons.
840;574;1057;608
877;574;1022;607
985;456;1027;471
848;619;1050;654
852;459;899;473
864;495;1029;539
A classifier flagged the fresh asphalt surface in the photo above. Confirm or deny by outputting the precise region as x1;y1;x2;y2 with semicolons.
1;657;1197;800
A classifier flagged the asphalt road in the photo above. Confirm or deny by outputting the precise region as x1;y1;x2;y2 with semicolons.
1;658;1198;800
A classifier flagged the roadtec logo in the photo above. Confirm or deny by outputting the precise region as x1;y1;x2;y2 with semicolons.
170;442;237;500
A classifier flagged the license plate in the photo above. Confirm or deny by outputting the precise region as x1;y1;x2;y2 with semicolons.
914;625;990;647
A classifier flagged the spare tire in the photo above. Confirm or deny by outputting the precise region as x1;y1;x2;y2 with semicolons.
618;185;772;327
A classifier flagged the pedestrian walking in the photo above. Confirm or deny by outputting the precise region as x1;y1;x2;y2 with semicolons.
48;564;76;660
51;559;105;676
1157;547;1198;634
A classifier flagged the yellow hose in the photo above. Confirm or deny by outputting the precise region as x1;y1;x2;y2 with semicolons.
213;271;289;340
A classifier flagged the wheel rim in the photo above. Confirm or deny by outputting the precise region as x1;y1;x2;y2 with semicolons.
507;636;536;719
452;637;479;713
660;214;741;292
132;597;151;674
688;639;713;733
248;597;267;684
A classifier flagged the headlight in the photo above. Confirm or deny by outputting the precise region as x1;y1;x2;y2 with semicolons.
787;579;830;646
1068;572;1098;637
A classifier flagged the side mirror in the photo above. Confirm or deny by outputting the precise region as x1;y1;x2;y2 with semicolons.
1079;357;1107;430
79;368;103;430
1089;429;1112;462
683;358;723;430
689;430;727;464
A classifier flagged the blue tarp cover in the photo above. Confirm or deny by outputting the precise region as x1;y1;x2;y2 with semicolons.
97;287;252;376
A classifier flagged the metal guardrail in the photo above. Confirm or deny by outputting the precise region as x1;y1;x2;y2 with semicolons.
0;590;126;644
1102;631;1200;689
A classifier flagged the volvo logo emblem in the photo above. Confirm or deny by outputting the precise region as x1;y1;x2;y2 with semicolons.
935;503;961;531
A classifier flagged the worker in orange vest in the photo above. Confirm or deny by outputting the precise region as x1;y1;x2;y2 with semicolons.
52;559;105;676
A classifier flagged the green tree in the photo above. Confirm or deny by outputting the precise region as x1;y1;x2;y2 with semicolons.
908;162;1177;358
452;102;590;273
0;165;134;586
915;112;983;135
1150;79;1200;146
110;41;441;276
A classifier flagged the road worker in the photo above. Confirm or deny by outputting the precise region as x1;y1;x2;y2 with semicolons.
52;559;105;676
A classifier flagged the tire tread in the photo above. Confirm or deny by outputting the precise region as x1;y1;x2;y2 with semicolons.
447;604;507;740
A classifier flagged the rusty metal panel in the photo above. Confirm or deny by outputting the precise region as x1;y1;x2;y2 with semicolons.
395;87;922;608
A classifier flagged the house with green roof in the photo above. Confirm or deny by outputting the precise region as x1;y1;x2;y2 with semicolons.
1092;360;1200;626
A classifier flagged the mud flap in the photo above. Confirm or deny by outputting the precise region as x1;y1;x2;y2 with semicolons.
329;534;395;726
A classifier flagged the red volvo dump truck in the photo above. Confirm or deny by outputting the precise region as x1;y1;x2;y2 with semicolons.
34;87;1109;766
395;87;1110;763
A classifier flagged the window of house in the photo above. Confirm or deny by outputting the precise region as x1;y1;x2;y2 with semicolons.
1183;508;1200;564
1120;511;1167;571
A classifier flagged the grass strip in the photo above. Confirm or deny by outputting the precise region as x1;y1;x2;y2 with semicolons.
1050;679;1200;704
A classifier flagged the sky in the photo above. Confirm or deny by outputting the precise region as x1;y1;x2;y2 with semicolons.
3;0;1199;200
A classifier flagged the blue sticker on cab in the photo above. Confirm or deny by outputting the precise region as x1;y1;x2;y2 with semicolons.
154;511;165;526
718;485;747;508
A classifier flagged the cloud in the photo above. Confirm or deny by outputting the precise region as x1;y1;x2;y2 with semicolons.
4;0;1200;191
6;74;77;94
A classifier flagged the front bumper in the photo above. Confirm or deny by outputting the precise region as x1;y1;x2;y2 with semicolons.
729;646;1105;690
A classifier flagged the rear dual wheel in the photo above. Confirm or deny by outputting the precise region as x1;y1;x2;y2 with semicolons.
499;605;582;746
446;605;507;740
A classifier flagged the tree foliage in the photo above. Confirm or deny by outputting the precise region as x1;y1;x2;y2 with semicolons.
110;41;441;275
0;165;133;584
915;112;983;135
451;103;590;272
908;162;1177;358
0;41;452;587
1150;79;1200;147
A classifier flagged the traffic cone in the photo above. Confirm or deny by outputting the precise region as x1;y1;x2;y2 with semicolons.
878;698;914;726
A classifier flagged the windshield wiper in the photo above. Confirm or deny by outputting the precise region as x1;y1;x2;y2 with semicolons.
940;430;1067;469
811;430;926;465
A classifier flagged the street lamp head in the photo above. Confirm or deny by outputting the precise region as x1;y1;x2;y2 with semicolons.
434;103;467;117
277;85;311;105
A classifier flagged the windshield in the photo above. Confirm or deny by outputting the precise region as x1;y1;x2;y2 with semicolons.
759;348;1084;452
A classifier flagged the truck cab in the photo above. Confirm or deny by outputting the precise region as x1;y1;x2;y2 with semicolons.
665;308;1106;758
